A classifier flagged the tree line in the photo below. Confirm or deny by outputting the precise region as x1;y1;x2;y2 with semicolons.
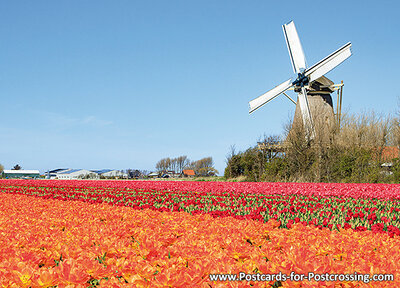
225;110;400;183
156;156;218;177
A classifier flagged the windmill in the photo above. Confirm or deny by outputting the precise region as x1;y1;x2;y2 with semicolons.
249;21;352;141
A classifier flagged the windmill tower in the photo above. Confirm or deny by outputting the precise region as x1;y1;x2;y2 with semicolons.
292;76;336;144
249;21;351;144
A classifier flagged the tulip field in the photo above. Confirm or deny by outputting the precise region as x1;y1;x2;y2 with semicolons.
0;180;399;287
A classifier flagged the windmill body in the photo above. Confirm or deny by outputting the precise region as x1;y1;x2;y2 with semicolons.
292;76;336;144
249;21;352;141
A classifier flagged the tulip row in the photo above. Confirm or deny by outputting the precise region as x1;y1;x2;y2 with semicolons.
0;193;398;287
2;179;400;199
0;180;400;237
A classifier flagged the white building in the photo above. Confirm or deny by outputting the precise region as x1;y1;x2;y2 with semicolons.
56;169;99;180
2;170;40;179
92;169;128;178
46;168;70;179
148;172;159;178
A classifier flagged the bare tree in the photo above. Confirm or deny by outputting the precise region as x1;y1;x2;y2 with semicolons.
225;145;237;164
176;156;190;174
192;157;218;176
156;158;171;172
140;170;149;177
225;145;237;179
170;158;178;173
156;156;190;174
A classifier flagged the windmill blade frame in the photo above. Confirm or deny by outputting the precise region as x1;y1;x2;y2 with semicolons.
249;79;293;114
282;21;307;74
305;42;352;83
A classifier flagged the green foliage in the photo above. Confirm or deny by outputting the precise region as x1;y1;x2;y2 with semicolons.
263;158;288;182
224;154;244;178
225;139;398;183
225;110;400;183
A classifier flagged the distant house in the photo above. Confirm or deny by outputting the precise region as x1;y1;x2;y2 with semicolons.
182;169;195;177
46;168;70;179
148;172;159;178
2;170;40;179
91;169;128;178
57;169;99;180
378;146;399;174
161;170;180;178
381;146;399;163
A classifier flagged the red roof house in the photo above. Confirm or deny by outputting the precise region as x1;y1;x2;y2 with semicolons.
182;169;195;177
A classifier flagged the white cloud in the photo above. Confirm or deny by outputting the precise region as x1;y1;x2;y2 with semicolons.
39;111;113;129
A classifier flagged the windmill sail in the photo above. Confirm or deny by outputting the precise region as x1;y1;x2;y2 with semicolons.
305;42;352;83
282;21;307;73
249;79;293;114
297;87;315;139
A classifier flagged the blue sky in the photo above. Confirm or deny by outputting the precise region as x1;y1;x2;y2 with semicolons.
1;0;399;174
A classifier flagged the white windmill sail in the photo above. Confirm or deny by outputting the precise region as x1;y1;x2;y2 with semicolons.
282;21;315;137
305;42;352;83
249;79;293;114
297;87;315;139
282;21;307;73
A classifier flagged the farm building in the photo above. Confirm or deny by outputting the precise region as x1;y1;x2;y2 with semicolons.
148;172;159;178
45;168;70;179
381;146;399;163
160;170;181;178
378;146;399;174
182;169;195;177
92;169;128;178
2;170;40;179
56;169;99;180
